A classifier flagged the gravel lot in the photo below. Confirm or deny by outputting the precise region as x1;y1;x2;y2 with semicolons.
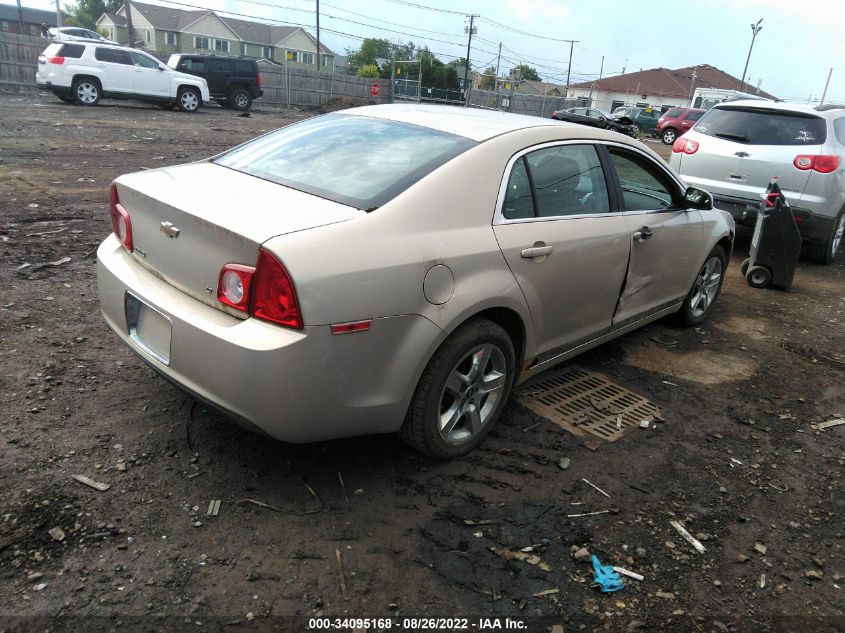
1;93;844;632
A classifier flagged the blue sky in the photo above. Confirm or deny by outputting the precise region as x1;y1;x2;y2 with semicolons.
19;0;845;103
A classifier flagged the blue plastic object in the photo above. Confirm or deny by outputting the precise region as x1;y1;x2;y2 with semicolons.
591;554;625;593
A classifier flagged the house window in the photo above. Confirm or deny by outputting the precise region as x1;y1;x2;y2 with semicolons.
0;21;8;32
240;42;247;55
261;46;272;58
214;39;229;53
321;54;329;67
301;52;314;65
145;30;151;43
194;36;209;50
165;32;176;45
286;50;299;62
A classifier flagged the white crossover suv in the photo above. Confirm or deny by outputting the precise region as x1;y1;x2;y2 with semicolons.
36;41;210;112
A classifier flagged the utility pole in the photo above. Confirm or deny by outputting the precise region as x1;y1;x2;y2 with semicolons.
687;65;698;104
599;55;604;80
463;14;478;106
315;0;321;72
15;0;24;33
740;18;763;92
54;0;62;28
124;1;135;48
565;40;578;95
495;42;502;92
820;67;833;105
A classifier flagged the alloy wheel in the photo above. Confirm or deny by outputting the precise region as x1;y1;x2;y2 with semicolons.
438;343;507;445
832;213;845;257
235;93;249;108
689;256;722;318
76;83;97;104
180;91;198;111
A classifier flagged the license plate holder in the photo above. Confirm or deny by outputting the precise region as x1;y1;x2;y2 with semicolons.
125;292;172;365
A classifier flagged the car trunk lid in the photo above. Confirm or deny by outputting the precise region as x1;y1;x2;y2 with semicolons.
114;161;362;314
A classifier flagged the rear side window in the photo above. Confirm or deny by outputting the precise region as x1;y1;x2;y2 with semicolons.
233;61;254;75
834;118;845;145
502;144;610;219
58;43;84;58
665;108;685;118
95;47;131;65
214;114;477;210
207;59;227;72
686;110;704;121
694;107;827;145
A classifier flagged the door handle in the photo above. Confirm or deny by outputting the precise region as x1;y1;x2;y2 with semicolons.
633;226;653;243
521;245;553;258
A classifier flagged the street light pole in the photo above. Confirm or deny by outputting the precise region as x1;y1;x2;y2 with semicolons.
739;19;763;93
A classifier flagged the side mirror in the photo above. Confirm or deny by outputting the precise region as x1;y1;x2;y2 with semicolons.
684;186;713;210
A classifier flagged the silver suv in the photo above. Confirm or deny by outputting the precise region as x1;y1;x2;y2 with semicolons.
670;101;845;264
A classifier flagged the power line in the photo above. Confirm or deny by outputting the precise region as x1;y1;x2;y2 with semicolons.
477;15;575;43
378;0;466;16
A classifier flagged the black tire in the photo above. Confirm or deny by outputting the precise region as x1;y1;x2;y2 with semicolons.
630;123;641;136
801;208;845;265
158;102;176;110
746;265;772;289
661;127;678;144
229;88;253;111
399;318;515;459
740;258;751;276
676;245;727;326
176;87;201;113
72;77;100;106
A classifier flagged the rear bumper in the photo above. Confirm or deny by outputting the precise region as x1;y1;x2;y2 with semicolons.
711;193;833;243
96;235;443;443
37;80;71;98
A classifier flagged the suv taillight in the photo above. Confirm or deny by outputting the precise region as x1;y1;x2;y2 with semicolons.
256;72;262;88
672;137;699;155
794;154;841;174
109;183;133;252
46;56;65;64
216;249;303;329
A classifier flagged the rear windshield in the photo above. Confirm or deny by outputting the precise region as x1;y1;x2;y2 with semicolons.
214;114;477;210
694;107;827;145
664;108;685;118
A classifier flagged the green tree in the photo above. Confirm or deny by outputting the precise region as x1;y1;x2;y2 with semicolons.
478;66;496;90
356;64;380;79
513;64;540;81
417;47;459;91
64;0;123;30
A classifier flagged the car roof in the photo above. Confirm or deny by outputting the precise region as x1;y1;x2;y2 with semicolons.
340;104;575;142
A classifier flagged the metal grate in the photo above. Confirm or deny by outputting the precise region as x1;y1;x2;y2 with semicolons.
517;366;659;443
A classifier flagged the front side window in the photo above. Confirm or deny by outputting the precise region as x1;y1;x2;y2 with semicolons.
694;107;827;145
214;114;477;210
502;144;610;220
180;58;204;72
130;51;159;69
608;149;675;211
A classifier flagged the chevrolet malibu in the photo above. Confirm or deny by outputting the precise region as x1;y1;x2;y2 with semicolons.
97;105;734;458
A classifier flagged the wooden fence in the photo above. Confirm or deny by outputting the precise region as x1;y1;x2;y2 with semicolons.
0;32;45;90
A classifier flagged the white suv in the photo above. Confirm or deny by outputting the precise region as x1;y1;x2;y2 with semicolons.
36;41;210;113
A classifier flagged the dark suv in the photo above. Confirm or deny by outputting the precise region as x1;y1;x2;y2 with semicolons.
166;55;262;111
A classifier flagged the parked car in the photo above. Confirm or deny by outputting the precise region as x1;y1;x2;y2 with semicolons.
97;105;733;458
551;107;637;136
656;107;706;144
612;106;660;137
49;26;117;44
36;41;209;112
167;54;263;111
670;100;845;264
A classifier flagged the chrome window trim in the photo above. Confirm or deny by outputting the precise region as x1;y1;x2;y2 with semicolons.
493;139;689;226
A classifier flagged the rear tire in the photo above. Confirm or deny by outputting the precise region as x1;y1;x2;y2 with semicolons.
229;88;252;111
399;318;515;459
746;265;772;288
802;209;845;265
740;258;751;276
661;128;678;144
676;245;726;326
72;78;100;106
176;87;201;113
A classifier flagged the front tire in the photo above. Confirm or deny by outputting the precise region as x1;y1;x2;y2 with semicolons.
177;87;201;113
72;78;100;106
630;123;641;136
661;128;678;144
802;209;845;265
676;245;726;326
399;319;515;459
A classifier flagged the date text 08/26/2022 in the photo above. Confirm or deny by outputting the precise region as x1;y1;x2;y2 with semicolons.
307;617;528;630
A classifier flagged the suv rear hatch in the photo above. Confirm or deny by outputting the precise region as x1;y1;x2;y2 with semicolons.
114;162;362;315
675;105;827;212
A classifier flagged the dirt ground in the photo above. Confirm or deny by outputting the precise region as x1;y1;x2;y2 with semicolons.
1;92;843;633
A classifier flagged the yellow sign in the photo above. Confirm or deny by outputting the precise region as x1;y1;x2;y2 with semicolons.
397;67;401;75
504;82;511;90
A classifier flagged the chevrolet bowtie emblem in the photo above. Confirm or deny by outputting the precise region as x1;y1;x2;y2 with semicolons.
159;221;180;238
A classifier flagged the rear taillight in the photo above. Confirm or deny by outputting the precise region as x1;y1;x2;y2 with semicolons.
217;249;302;328
251;249;302;329
794;154;841;173
256;72;262;88
216;264;255;311
672;137;699;154
46;56;65;64
109;183;133;251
